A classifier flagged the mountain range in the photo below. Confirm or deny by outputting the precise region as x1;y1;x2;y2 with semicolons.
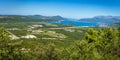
79;16;120;24
0;15;120;26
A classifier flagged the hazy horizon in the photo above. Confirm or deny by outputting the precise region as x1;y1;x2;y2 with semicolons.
0;0;120;19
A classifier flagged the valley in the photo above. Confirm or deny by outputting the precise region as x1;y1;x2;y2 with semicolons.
0;15;120;60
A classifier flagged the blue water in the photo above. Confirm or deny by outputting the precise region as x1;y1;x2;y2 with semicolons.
50;19;98;27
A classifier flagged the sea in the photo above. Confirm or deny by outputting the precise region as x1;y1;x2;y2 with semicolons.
50;19;98;27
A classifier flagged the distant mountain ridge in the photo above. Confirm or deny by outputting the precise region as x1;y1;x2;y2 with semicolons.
0;15;65;23
28;15;64;20
79;16;120;24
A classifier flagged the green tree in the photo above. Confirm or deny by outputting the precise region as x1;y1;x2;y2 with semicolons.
0;27;23;60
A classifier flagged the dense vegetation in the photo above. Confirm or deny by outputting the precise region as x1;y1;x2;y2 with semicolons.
0;15;120;60
0;26;120;60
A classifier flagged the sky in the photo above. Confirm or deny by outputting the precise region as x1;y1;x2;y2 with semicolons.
0;0;120;19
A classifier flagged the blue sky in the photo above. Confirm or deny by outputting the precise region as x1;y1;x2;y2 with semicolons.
0;0;120;18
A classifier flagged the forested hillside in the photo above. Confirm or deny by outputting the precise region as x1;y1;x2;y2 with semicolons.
0;15;64;23
0;27;120;60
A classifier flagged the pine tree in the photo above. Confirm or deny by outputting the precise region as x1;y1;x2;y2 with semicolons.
0;27;23;60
